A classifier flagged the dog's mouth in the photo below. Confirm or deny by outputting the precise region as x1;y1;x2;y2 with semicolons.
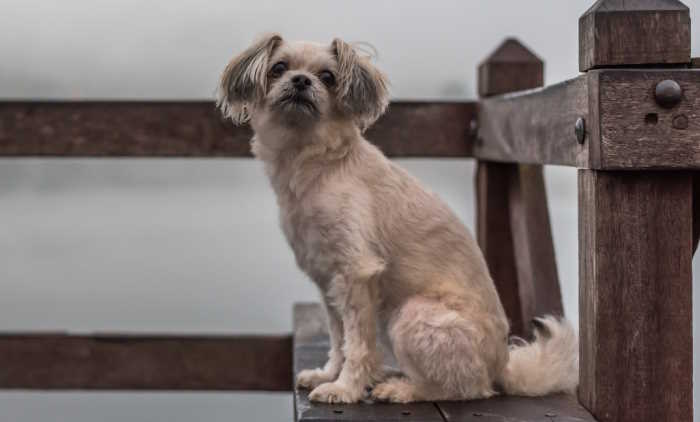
274;93;319;116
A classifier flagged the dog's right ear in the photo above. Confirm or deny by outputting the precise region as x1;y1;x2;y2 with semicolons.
217;33;283;125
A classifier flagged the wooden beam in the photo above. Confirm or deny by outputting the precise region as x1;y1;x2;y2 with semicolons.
0;333;292;391
578;170;693;422
475;38;562;338
592;69;700;169
0;101;475;158
579;0;691;72
477;69;700;169
476;75;589;167
477;38;543;97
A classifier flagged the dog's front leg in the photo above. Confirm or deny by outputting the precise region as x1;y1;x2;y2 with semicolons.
296;298;344;389
309;264;382;403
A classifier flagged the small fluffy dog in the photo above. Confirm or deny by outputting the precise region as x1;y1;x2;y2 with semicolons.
217;34;578;403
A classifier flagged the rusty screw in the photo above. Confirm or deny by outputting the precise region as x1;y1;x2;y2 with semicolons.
655;79;682;108
575;117;586;144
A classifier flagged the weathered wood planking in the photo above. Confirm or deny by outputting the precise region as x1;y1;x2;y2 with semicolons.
0;101;475;157
476;75;589;167
437;395;597;422
293;303;444;422
475;38;562;338
0;333;292;390
578;170;693;422
593;69;700;169
477;69;700;169
579;0;691;71
477;38;543;97
294;303;595;422
476;163;563;337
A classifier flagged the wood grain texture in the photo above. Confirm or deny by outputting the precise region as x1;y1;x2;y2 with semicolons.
579;0;691;71
292;303;444;422
0;333;292;391
478;38;544;97
437;394;597;422
0;101;475;157
578;170;692;422
476;75;589;167
476;164;563;337
593;69;700;169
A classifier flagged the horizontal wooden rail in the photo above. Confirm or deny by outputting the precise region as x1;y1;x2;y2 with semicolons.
0;333;292;391
0;101;475;158
476;68;700;169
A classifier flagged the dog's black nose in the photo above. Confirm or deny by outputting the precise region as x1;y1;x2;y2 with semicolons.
291;74;312;90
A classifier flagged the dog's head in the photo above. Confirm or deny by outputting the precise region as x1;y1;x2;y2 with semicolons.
217;34;389;132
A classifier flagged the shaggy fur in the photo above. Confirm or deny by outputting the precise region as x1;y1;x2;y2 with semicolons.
218;34;579;403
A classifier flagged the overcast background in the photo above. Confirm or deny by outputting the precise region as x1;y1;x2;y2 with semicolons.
1;1;699;421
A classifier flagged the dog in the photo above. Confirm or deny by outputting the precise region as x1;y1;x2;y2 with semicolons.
217;34;578;404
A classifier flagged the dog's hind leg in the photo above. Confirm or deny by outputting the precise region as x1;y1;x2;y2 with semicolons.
372;296;504;403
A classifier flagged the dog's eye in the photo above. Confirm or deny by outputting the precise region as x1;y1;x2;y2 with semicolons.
319;70;335;87
269;61;288;77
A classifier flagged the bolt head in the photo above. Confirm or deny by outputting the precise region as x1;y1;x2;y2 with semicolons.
575;117;586;144
655;80;682;108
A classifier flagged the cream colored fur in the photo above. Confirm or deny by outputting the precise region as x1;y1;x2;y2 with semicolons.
218;34;578;404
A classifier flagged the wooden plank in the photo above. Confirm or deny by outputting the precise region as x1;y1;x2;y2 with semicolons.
0;101;475;157
477;38;543;97
476;75;589;167
593;69;700;169
578;170;692;422
507;165;563;321
0;333;292;391
476;164;563;337
579;0;691;72
293;303;445;422
438;395;597;422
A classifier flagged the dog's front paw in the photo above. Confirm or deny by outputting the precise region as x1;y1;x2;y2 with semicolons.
308;381;364;404
296;368;337;390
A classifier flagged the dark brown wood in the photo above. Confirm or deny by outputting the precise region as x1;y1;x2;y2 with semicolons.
476;75;589;167
293;303;445;422
507;165;563;320
692;58;700;69
477;69;700;169
478;38;544;97
0;101;475;157
0;333;292;391
694;173;700;254
476;164;563;337
578;170;692;422
476;38;562;338
437;394;597;422
592;69;700;169
579;0;691;72
476;163;523;333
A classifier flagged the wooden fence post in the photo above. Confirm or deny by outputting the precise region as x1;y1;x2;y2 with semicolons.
577;1;693;421
475;39;563;338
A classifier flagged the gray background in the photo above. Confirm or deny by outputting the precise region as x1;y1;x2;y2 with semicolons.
1;1;699;421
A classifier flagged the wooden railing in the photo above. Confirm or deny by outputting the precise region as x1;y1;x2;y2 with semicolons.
1;1;697;421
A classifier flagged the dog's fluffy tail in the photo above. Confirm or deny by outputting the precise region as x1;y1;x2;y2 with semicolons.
498;316;578;397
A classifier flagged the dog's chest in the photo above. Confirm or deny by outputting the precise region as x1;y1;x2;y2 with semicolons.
279;199;339;283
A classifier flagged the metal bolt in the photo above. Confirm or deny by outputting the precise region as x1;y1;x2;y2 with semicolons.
545;412;557;417
575;117;586;144
472;412;483;417
655;79;682;108
673;114;689;130
469;119;479;137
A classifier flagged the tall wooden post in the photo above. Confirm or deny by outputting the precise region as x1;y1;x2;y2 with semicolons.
475;39;563;338
577;1;693;421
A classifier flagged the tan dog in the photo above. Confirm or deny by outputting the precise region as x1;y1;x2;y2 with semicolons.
217;34;578;404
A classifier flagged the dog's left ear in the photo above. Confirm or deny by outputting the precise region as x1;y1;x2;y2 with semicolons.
332;38;390;131
218;33;283;125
